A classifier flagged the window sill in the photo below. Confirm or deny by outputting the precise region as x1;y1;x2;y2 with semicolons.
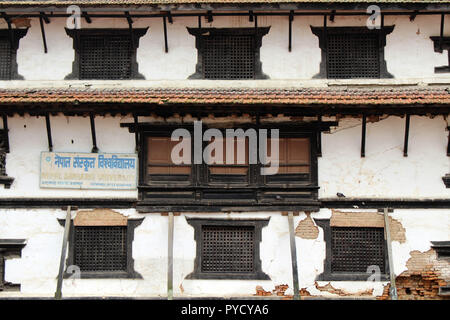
63;271;142;279
316;273;390;282
186;272;270;280
0;176;14;189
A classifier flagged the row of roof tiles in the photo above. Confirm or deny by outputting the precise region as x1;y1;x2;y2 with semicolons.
0;86;448;105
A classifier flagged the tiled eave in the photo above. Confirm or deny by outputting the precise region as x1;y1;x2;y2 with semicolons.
0;85;449;116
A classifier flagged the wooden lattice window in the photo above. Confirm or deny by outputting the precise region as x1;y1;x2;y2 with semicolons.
315;219;389;281
187;219;270;280
65;28;148;80
331;227;386;273
0;37;12;80
326;33;380;79
188;27;270;79
74;226;127;272
311;26;394;79
0;29;28;80
79;35;132;80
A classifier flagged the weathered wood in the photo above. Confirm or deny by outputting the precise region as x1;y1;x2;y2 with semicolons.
288;212;300;300
167;212;174;300
383;208;398;300
55;205;72;299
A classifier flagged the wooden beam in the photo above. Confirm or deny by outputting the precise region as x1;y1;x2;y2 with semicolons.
163;16;169;53
447;126;450;156
403;114;410;157
45;113;53;152
55;206;72;300
167;212;174;300
89;113;98;153
288;10;294;52
383;208;398;300
39;15;48;54
288;212;300;300
361;115;367;157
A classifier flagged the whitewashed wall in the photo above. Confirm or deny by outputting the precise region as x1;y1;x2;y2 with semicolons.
0;208;448;297
11;14;450;81
1;114;448;199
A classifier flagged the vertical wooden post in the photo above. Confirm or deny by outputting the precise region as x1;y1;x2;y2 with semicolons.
288;212;300;300
167;212;174;300
403;115;410;157
383;208;397;300
45;113;53;152
55;206;72;300
361;115;367;157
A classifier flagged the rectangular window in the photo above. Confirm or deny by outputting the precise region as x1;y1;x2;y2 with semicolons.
207;137;249;184
202;35;255;79
65;28;147;80
0;37;12;80
326;33;380;79
146;136;191;185
201;225;255;274
187;219;269;280
331;226;385;273
74;226;127;272
311;26;393;79
264;137;311;184
79;35;132;80
188;28;270;80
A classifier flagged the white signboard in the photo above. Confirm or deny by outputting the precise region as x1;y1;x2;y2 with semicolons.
40;152;138;190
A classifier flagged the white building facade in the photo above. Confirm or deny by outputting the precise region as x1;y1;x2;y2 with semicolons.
0;0;448;299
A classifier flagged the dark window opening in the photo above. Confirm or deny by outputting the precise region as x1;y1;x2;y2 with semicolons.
188;27;270;80
0;37;12;80
0;29;28;80
311;26;394;79
187;219;269;280
201;225;255;274
326;33;380;79
65;28;147;80
331;226;385;273
79;35;132;80
315;219;390;281
74;226;127;272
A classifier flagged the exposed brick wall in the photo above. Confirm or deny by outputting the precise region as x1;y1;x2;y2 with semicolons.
74;209;127;226
295;213;319;239
378;249;449;300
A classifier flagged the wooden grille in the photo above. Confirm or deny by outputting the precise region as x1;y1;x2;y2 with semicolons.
331;227;385;273
201;35;255;79
74;226;127;272
79;35;132;80
201;225;255;273
326;33;380;79
0;37;11;80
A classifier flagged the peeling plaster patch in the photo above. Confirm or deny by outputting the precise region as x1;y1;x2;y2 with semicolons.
314;282;374;297
389;216;406;243
295;213;319;239
73;209;127;226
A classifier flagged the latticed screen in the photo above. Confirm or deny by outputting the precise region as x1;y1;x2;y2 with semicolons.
0;37;12;80
201;225;255;273
201;35;255;79
74;226;127;272
79;35;132;79
326;33;380;79
331;227;385;273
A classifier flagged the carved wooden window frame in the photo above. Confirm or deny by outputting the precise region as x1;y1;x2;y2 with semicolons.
64;28;148;80
186;218;270;280
311;26;394;79
0;28;28;80
58;218;143;279
315;219;390;281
